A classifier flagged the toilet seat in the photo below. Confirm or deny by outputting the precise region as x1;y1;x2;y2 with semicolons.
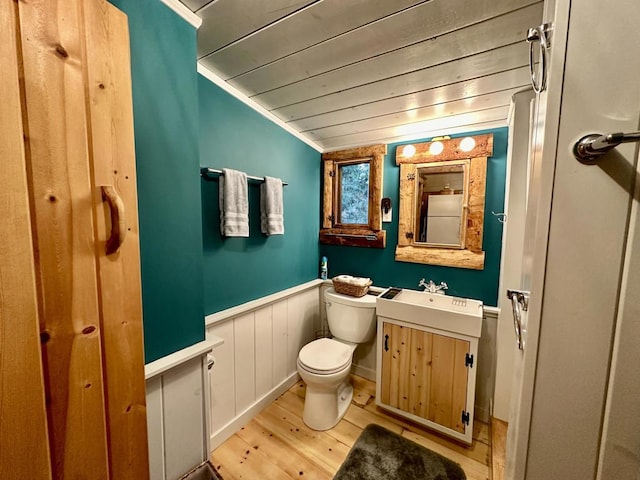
298;338;352;375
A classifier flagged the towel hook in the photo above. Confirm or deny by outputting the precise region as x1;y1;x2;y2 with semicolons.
492;211;507;224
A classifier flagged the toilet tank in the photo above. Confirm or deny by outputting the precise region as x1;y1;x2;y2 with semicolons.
325;287;377;343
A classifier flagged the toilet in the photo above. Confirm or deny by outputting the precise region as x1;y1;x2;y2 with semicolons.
296;287;377;430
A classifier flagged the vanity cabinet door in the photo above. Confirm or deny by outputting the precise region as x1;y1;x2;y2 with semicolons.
380;321;471;435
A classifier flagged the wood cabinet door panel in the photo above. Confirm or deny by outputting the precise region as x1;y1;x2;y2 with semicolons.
380;321;471;436
429;334;457;428
408;328;432;419
380;322;393;405
429;334;469;433
451;338;470;433
383;323;411;409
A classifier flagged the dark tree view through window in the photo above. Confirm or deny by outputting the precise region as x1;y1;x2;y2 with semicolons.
340;162;370;224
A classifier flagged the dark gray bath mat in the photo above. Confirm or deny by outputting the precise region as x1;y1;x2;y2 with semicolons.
333;424;466;480
179;461;224;480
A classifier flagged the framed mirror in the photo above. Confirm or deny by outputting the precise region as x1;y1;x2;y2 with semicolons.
395;134;493;270
415;160;469;248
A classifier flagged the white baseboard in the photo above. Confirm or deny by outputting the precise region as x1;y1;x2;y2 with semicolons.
209;372;300;451
351;363;376;382
475;404;490;423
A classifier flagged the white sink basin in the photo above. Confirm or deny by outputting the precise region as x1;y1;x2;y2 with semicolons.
376;288;483;338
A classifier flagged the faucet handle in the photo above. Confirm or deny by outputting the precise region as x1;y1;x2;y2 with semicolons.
440;282;448;290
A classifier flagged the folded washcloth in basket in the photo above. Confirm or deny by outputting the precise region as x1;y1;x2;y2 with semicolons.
333;275;372;287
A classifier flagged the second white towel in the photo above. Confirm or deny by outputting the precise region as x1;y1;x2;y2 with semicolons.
219;168;249;237
260;176;284;235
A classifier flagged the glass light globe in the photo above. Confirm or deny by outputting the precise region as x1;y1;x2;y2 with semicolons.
459;137;476;152
402;144;416;157
429;141;444;155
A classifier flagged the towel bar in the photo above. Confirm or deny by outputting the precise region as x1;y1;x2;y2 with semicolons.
200;167;288;185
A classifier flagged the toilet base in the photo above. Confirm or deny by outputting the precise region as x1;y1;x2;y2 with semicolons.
302;378;353;431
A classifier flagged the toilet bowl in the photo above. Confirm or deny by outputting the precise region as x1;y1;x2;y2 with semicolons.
296;287;377;430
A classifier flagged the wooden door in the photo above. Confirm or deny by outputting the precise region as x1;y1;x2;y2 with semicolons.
1;0;148;478
0;2;52;477
380;322;470;433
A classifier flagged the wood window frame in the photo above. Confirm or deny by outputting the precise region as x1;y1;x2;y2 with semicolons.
320;144;386;248
395;134;492;269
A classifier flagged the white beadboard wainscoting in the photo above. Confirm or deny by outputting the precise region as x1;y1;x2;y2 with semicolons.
205;279;323;450
205;280;499;452
145;339;222;480
477;306;499;423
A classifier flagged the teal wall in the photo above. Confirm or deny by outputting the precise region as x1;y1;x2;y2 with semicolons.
199;77;321;314
109;0;204;363
321;128;508;306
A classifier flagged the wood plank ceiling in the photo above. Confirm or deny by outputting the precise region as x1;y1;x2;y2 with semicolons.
180;0;542;151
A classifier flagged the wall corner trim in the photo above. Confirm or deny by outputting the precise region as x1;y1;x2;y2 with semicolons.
160;0;202;29
197;63;323;153
145;338;222;379
483;306;500;320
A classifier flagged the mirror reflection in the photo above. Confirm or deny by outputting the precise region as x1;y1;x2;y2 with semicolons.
415;160;468;247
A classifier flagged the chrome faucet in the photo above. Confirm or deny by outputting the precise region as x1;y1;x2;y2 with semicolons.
418;278;448;294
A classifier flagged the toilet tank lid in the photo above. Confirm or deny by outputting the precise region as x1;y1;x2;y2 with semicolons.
326;287;377;307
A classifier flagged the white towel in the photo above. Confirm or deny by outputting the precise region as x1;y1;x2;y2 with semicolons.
219;168;249;237
260;176;284;235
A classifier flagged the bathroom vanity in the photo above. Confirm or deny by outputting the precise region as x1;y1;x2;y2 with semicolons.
375;288;482;444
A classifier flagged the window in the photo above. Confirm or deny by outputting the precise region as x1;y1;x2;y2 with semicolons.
339;161;370;225
320;145;386;248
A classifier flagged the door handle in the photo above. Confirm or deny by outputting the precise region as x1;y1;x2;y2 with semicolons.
384;334;389;352
101;185;126;255
507;289;530;350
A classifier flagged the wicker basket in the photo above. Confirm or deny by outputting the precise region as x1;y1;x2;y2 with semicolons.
332;276;372;297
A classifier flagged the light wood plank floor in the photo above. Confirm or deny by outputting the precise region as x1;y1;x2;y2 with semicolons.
211;375;492;480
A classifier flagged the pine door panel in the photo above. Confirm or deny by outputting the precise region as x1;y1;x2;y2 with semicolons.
382;323;414;410
451;338;471;433
429;334;458;429
380;321;471;435
17;0;110;477
0;2;51;477
82;1;149;477
408;328;432;419
380;322;393;405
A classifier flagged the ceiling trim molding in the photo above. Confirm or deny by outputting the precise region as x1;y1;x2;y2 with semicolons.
160;0;203;29
197;63;323;153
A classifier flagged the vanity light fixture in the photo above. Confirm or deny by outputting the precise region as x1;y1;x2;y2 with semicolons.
459;137;476;152
402;144;416;158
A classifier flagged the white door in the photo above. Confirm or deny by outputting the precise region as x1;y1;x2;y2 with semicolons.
505;0;640;478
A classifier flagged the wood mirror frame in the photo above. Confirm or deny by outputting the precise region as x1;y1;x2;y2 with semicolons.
395;134;493;270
